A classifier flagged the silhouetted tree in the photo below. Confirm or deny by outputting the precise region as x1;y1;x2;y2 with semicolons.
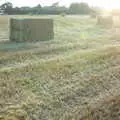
32;4;42;14
69;2;91;14
0;2;95;15
0;2;13;14
52;2;59;7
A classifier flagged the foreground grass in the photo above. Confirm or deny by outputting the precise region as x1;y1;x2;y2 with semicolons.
0;15;120;120
0;46;120;120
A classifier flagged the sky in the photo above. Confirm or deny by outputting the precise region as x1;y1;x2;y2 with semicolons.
0;0;120;9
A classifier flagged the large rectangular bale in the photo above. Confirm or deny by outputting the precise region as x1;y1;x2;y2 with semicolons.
10;18;54;42
97;15;113;27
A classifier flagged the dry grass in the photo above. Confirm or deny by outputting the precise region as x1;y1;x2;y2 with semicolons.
80;95;120;120
0;15;120;120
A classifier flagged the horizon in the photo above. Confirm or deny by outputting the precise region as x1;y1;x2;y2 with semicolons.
0;0;120;10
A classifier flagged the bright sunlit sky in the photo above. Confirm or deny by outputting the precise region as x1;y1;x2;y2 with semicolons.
1;0;120;9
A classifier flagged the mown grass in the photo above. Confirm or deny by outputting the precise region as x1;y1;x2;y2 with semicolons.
0;15;120;120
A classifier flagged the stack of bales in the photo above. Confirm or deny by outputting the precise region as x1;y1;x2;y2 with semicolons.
97;15;113;27
10;18;54;42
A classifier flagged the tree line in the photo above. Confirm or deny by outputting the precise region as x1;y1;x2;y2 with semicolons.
0;2;101;15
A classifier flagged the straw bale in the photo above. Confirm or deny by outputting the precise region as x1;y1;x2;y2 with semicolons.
10;18;54;42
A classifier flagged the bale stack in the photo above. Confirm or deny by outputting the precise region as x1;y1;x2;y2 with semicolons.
97;15;113;27
10;18;54;42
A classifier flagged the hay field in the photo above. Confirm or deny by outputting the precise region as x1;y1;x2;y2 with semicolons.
0;15;120;120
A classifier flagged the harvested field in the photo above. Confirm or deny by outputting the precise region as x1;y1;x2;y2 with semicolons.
0;15;120;120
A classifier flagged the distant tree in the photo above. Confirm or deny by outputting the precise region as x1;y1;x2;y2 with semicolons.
20;6;31;13
36;4;42;8
69;2;91;14
0;2;95;15
91;7;103;14
90;7;103;18
31;4;42;14
51;2;59;7
12;7;21;14
40;6;68;15
0;2;13;14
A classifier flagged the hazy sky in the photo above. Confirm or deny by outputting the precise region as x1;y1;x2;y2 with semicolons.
1;0;120;9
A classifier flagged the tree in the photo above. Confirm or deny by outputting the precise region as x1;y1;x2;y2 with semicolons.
35;4;42;9
69;2;91;14
90;7;103;18
0;2;13;14
32;4;42;14
52;2;59;7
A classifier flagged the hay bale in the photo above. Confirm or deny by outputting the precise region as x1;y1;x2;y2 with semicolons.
0;16;9;24
113;16;120;27
10;18;54;42
97;15;113;27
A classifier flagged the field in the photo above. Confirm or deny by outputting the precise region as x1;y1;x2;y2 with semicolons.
0;15;120;120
